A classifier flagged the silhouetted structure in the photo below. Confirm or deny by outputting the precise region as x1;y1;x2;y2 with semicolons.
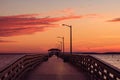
48;48;61;57
57;36;65;54
62;24;72;55
0;54;120;80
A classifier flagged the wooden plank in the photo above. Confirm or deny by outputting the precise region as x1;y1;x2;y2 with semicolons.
21;55;88;80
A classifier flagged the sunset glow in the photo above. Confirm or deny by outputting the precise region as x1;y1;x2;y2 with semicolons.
1;0;120;53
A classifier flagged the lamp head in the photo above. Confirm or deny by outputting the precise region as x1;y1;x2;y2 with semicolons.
57;36;64;39
57;36;61;38
62;24;66;26
62;24;71;27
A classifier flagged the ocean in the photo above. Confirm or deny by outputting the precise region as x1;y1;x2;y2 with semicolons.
91;54;120;69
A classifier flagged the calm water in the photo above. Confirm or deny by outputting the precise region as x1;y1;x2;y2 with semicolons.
91;54;120;69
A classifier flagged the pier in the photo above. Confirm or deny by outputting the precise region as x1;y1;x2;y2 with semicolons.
0;53;120;80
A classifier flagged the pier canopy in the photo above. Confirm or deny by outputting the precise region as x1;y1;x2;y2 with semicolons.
48;48;61;56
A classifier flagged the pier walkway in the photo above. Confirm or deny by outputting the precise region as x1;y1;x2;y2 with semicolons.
21;55;88;80
0;54;120;80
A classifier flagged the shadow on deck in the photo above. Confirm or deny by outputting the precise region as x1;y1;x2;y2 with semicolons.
21;55;89;80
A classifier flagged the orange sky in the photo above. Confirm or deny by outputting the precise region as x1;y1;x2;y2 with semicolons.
1;0;120;53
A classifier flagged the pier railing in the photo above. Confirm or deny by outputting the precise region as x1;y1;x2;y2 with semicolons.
60;54;120;80
0;54;48;80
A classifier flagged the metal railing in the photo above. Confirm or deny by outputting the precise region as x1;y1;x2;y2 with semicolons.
60;54;120;80
0;54;48;80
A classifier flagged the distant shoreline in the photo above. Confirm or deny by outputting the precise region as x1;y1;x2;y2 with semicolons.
0;52;120;55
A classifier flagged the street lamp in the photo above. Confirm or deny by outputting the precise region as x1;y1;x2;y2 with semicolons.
62;24;72;55
57;41;62;52
57;36;64;54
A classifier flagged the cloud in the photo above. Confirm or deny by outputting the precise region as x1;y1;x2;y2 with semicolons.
107;18;120;22
0;10;98;37
0;39;15;43
0;14;82;37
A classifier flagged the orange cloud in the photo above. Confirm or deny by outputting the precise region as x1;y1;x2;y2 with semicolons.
107;18;120;22
0;11;98;37
0;14;82;37
0;39;15;43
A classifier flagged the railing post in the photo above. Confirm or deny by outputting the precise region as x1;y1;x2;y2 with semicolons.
63;54;120;80
0;54;49;80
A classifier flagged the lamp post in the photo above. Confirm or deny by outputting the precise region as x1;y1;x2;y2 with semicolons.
58;41;62;52
62;24;72;55
57;36;64;54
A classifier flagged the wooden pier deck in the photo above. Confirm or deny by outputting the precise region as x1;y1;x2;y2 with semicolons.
21;55;89;80
1;54;120;80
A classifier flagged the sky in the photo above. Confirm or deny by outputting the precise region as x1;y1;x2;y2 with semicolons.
1;0;120;53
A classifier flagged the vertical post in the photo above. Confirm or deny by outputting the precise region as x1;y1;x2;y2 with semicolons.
62;24;72;55
70;26;72;55
58;41;62;52
63;37;64;54
57;37;65;54
61;42;62;52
